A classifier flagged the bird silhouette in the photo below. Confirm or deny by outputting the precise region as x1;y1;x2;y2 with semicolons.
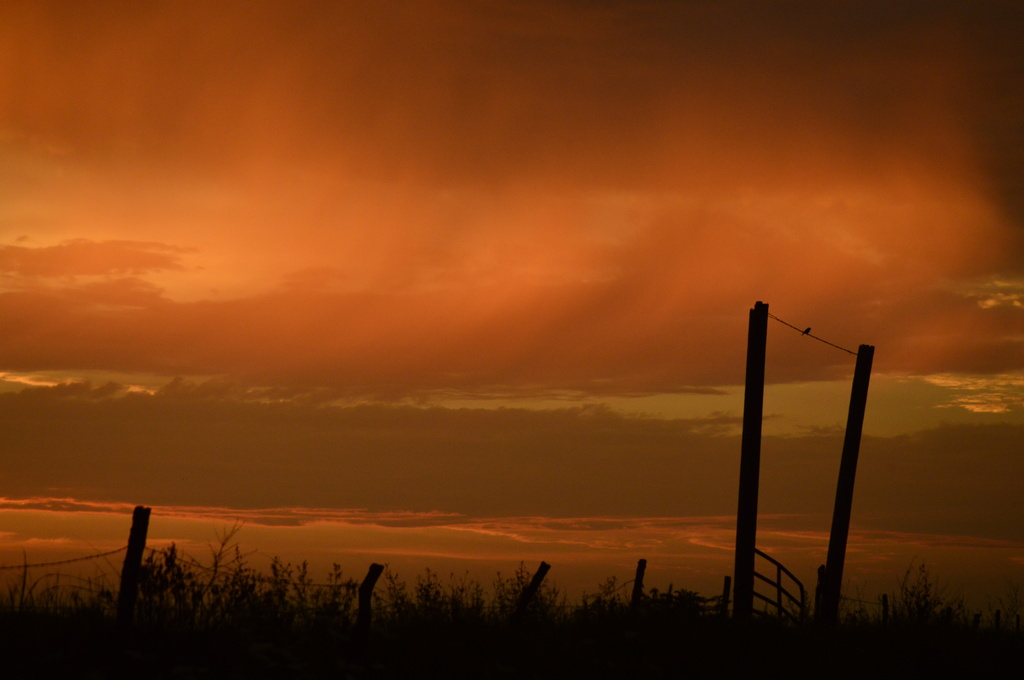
802;327;811;335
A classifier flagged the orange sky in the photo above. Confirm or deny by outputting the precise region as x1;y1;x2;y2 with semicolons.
1;2;1023;602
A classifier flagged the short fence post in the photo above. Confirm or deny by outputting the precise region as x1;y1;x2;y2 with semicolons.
513;561;551;624
630;559;647;608
720;575;732;617
814;565;825;617
881;593;889;626
117;505;151;629
775;563;784;617
994;609;1001;631
355;563;385;638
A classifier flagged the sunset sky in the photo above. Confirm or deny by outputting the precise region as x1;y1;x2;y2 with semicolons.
2;1;1023;605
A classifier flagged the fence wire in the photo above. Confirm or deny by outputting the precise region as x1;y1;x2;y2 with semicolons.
767;312;858;355
0;546;127;571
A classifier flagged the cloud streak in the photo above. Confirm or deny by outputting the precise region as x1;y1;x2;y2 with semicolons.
0;239;190;278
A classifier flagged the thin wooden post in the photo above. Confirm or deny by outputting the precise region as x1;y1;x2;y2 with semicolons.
994;609;1001;631
733;301;768;618
513;561;551;623
719;575;731;617
355;563;385;638
630;559;647;608
117;505;151;629
814;565;825;617
881;593;889;626
775;562;784;617
818;345;874;625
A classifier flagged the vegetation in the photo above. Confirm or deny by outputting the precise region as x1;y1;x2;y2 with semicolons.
1;539;1021;679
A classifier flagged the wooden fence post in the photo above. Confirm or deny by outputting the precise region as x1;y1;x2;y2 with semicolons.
881;593;889;626
117;505;151;629
818;345;874;625
513;561;551;623
355;563;385;638
775;562;784;616
719;575;732;617
630;559;647;608
733;301;768;618
814;565;825;617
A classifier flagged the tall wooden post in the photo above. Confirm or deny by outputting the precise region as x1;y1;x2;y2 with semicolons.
117;505;151;629
818;344;874;625
733;301;768;618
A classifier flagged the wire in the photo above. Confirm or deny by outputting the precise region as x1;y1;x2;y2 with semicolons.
767;313;858;356
0;546;127;571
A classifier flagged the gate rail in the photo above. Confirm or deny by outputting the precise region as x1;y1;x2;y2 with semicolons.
752;548;805;624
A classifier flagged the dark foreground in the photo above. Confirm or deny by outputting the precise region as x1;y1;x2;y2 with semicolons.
1;547;1020;678
3;605;1022;679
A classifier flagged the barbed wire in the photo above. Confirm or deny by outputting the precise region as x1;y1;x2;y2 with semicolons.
0;546;126;571
841;594;885;606
767;313;858;355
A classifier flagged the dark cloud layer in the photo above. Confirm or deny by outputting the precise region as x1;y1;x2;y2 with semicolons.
3;2;1020;190
2;382;1021;543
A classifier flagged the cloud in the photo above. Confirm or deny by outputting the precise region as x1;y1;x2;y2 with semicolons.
1;382;1022;545
921;373;1024;413
0;497;463;529
956;277;1024;310
0;250;1020;394
0;240;190;278
0;381;742;516
0;2;1021;393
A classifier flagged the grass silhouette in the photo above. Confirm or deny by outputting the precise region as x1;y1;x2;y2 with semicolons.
1;538;1021;678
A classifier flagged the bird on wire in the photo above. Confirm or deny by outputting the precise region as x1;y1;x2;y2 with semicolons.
802;327;811;336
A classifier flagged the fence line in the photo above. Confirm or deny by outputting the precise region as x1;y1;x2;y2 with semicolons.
0;546;127;571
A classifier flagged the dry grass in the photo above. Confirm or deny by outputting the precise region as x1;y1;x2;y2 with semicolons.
1;543;1021;679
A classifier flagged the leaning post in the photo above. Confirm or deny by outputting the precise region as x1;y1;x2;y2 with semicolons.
818;344;874;625
733;301;768;618
117;505;152;629
512;561;551;624
355;562;385;638
631;559;647;608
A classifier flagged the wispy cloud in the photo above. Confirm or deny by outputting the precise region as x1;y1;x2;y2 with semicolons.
0;240;191;278
922;373;1024;413
0;497;463;528
950;276;1024;313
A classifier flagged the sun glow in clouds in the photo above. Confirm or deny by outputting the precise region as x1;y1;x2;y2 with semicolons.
922;373;1024;413
0;500;1021;607
1;1;1023;609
